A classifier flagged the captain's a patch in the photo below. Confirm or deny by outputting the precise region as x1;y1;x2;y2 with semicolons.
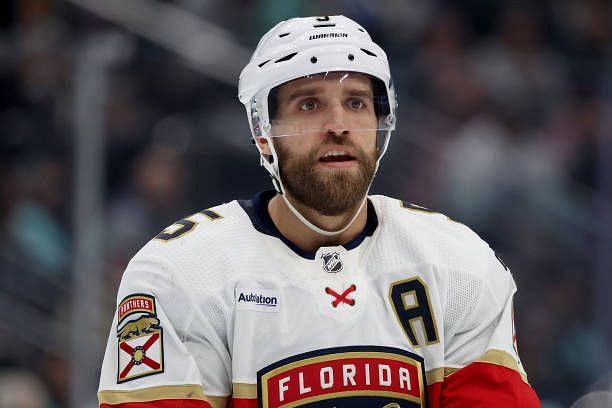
116;294;164;383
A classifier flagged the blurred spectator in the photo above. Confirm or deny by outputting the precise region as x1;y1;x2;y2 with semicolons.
7;153;70;277
107;146;192;256
438;114;517;230
551;0;611;91
17;17;69;106
566;94;602;190
471;5;568;128
414;8;487;123
570;392;612;408
39;351;70;408
0;153;17;242
0;369;49;408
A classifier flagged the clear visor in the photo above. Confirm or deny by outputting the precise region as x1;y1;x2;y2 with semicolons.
266;72;395;139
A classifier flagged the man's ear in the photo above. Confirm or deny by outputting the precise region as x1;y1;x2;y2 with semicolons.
254;136;272;155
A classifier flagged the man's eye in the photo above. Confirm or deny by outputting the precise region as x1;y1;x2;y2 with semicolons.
348;98;366;110
299;100;317;111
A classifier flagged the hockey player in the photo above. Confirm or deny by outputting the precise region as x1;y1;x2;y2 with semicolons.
99;15;541;407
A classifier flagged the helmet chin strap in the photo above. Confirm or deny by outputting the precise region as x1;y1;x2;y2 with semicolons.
280;192;367;237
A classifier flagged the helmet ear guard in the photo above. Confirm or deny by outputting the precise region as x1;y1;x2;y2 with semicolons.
248;96;275;166
250;100;262;138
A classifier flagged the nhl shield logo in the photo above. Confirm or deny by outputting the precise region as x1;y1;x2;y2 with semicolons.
321;252;343;273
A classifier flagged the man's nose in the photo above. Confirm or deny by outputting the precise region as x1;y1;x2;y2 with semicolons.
324;103;349;136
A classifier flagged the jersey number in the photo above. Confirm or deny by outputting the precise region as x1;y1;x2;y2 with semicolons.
155;209;222;241
389;277;439;347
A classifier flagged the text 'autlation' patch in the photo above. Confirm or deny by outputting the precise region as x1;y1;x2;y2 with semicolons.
235;288;280;313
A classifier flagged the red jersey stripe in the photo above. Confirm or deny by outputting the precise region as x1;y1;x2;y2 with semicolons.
427;362;541;407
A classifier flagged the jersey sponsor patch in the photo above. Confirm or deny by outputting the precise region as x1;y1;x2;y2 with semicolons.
257;346;426;407
116;294;164;383
236;288;280;312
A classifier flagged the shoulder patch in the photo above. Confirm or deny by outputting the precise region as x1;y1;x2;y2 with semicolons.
116;294;164;383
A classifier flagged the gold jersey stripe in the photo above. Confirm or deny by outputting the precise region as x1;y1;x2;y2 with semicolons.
425;367;443;384
425;367;459;384
201;209;223;220
425;349;528;385
98;385;228;407
476;349;529;384
232;383;257;399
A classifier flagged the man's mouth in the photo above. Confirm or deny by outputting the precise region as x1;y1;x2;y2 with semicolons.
319;150;356;163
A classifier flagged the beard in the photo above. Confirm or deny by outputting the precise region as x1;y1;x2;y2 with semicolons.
275;136;377;216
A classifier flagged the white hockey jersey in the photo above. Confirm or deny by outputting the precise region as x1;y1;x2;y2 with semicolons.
98;191;539;408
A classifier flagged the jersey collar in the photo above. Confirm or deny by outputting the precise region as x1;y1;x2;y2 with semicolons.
238;190;378;260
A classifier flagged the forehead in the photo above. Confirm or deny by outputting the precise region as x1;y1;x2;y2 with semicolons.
276;72;373;98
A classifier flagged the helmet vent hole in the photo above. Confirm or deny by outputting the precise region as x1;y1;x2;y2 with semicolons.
358;28;365;32
348;54;354;61
313;23;336;28
275;52;298;63
258;59;271;68
278;33;290;38
361;48;377;57
310;56;318;63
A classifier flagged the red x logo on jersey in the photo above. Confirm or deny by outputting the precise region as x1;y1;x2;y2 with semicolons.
325;284;357;307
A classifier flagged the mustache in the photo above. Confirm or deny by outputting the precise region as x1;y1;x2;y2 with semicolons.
322;133;357;146
274;133;372;162
313;138;365;160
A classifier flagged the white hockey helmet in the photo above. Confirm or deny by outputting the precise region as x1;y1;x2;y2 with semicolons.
238;15;397;191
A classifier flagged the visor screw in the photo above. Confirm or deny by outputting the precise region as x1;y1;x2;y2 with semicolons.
348;54;354;61
310;56;317;63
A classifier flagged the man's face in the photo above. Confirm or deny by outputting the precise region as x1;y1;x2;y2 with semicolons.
271;72;378;216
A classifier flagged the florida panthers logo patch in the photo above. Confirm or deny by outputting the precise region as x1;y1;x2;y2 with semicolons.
257;346;427;407
116;294;164;383
321;252;343;273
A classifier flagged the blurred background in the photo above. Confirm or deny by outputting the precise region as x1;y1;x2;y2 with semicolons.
0;0;611;407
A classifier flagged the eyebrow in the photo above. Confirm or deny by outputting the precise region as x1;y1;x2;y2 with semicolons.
282;87;374;104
